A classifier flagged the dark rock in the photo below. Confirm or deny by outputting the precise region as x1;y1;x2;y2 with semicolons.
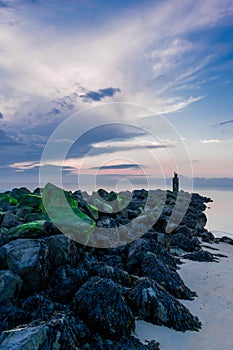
141;252;197;300
24;212;47;223
153;215;169;233
21;293;56;322
1;211;21;229
18;194;42;210
1;220;49;245
0;324;48;349
1;238;49;295
96;216;117;228
170;233;196;252
0;302;28;333
74;277;135;339
183;250;219;262
218;236;233;245
172;225;194;238
199;230;215;243
11;187;31;200
49;264;88;302
0;270;23;303
89;262;132;286
128;238;177;269
127;277;201;332
44;234;71;267
15;206;33;220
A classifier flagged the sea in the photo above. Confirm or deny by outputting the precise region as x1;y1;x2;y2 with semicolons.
195;188;233;238
1;183;232;238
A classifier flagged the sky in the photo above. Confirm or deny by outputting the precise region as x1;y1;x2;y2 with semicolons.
0;0;233;192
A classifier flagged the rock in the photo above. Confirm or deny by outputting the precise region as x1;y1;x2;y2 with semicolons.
183;250;219;262
50;264;88;302
172;225;194;238
0;194;17;208
104;336;160;349
199;230;215;243
141;252;196;300
0;302;28;333
18;194;43;210
128;238;177;269
74;277;135;339
0;221;51;247
15;207;33;221
42;183;96;245
218;236;233;245
44;234;71;267
89;262;132;286
127;277;201;332
11;187;31;200
153;215;169;233
24;212;47;223
0;325;48;350
96;216;117;228
170;233;196;252
1;211;21;229
0;270;23;303
21;293;55;322
2;238;49;294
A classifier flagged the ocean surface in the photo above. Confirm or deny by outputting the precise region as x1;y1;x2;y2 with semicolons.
195;188;233;238
1;183;232;238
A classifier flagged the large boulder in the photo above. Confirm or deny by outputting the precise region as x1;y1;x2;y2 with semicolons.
0;270;23;303
74;277;135;339
1;238;49;294
127;250;196;300
127;277;201;332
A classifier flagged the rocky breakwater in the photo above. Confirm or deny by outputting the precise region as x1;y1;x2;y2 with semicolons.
0;183;223;349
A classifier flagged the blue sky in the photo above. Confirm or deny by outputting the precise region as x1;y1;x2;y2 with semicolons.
0;0;233;191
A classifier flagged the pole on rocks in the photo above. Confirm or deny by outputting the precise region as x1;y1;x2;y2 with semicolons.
172;172;179;193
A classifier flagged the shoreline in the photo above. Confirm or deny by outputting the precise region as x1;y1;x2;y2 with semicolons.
135;241;233;350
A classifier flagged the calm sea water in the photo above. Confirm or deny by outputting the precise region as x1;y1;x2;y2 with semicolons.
195;189;233;237
1;183;232;237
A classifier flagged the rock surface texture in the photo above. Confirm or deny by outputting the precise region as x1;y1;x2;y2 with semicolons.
0;184;228;349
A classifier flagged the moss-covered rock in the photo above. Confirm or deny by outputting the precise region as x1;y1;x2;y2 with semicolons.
42;183;96;244
8;220;47;239
18;194;43;210
0;194;18;207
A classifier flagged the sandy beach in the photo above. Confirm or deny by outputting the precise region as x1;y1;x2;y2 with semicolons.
135;242;233;350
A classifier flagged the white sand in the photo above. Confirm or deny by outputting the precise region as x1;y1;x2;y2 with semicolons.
135;242;233;350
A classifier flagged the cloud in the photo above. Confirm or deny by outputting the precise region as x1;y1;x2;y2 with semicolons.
219;119;233;126
80;87;121;102
0;129;23;147
200;139;233;144
1;0;232;130
0;112;3;119
91;163;142;170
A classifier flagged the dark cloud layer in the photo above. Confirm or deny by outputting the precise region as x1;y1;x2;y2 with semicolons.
219;119;233;126
80;87;121;102
91;163;141;170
